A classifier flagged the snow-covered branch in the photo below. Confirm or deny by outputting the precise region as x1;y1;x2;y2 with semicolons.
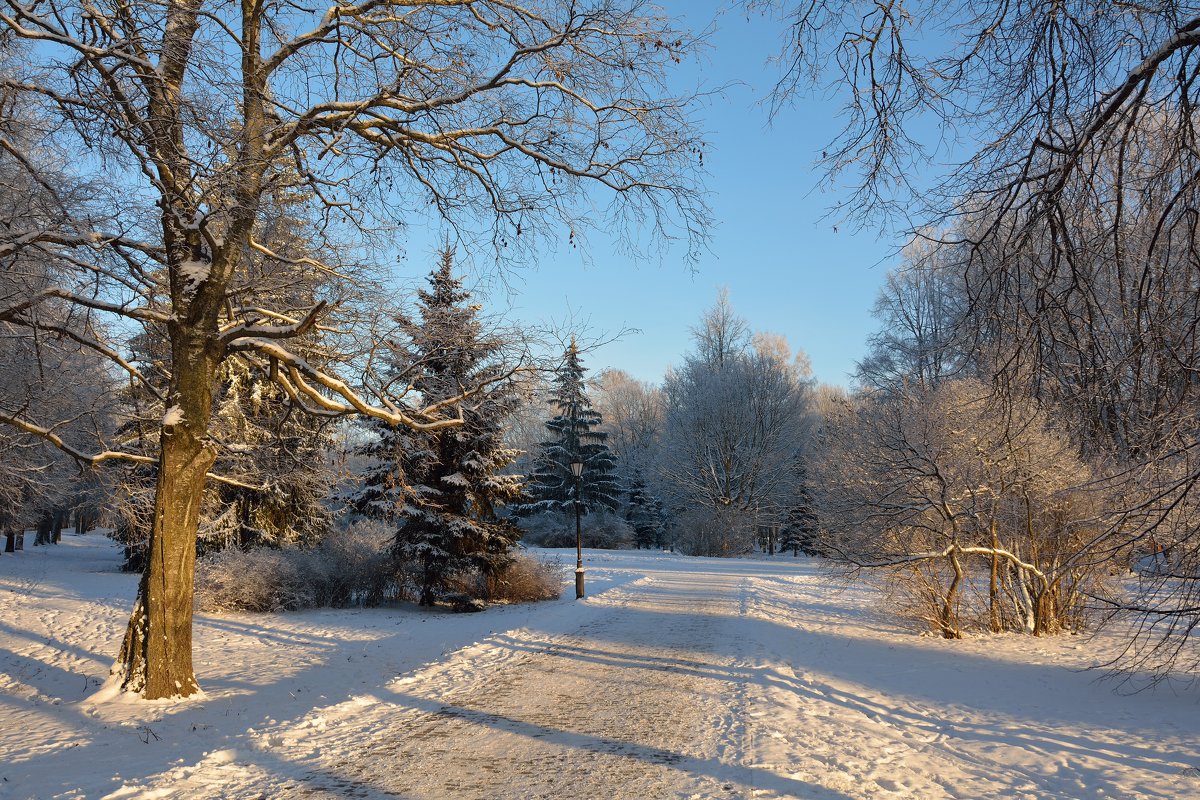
0;409;263;491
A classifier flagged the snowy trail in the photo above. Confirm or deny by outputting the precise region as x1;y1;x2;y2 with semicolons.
4;538;1200;799
193;571;829;799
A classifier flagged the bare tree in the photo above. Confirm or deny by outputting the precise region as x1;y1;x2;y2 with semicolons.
689;287;750;368
756;0;1200;675
593;368;663;479
817;379;1107;639
0;0;709;698
752;2;1200;231
855;238;970;392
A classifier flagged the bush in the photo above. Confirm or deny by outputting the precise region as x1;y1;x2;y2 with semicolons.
484;552;563;603
194;521;560;612
195;546;310;612
195;520;397;612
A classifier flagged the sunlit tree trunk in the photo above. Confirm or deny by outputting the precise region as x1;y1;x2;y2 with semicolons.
940;547;964;640
117;324;219;697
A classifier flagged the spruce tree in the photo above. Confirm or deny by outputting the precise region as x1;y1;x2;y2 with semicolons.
203;355;335;552
520;341;621;517
344;417;412;522
111;179;337;565
625;473;665;549
779;464;819;557
354;248;524;605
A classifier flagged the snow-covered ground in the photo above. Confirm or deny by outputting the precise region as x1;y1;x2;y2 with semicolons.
2;535;1198;799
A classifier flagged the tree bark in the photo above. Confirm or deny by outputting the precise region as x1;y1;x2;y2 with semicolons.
941;548;964;639
35;511;52;546
115;326;218;698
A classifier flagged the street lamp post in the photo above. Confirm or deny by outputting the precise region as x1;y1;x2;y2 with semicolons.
569;460;584;599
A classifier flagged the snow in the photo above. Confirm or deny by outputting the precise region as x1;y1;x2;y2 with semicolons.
161;405;184;427
2;535;1199;798
177;259;210;290
442;471;469;487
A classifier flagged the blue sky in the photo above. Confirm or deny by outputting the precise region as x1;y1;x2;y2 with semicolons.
396;2;909;388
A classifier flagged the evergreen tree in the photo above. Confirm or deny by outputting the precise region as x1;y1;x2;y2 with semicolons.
780;464;819;557
203;356;335;552
353;248;524;605
199;179;338;552
519;341;621;516
344;416;412;522
626;473;665;549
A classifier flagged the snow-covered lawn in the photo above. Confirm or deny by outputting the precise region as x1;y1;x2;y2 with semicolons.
1;535;1198;799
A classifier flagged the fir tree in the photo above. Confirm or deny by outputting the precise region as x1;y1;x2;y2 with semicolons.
519;341;621;516
353;248;524;605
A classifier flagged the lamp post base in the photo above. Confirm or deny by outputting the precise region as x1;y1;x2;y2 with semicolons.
575;568;585;599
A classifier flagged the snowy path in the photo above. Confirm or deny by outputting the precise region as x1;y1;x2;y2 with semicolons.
257;571;796;799
4;538;1200;799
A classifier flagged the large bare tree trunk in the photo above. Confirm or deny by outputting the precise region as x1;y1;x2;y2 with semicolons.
116;328;217;698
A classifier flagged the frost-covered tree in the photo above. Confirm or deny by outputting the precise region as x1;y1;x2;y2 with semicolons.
355;249;525;606
816;380;1106;639
593;368;667;532
593;369;663;478
0;0;708;698
855;240;970;393
756;0;1200;675
660;293;810;517
203;358;335;553
111;184;339;570
520;341;621;517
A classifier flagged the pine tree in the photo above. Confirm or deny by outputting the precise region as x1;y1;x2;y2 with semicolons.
354;248;524;605
519;341;621;517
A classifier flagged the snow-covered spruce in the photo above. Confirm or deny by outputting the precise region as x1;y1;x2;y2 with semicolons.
345;247;524;606
517;339;621;524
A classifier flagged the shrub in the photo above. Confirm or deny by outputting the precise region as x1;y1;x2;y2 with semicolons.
194;520;563;612
195;520;397;612
195;546;309;612
484;552;563;603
